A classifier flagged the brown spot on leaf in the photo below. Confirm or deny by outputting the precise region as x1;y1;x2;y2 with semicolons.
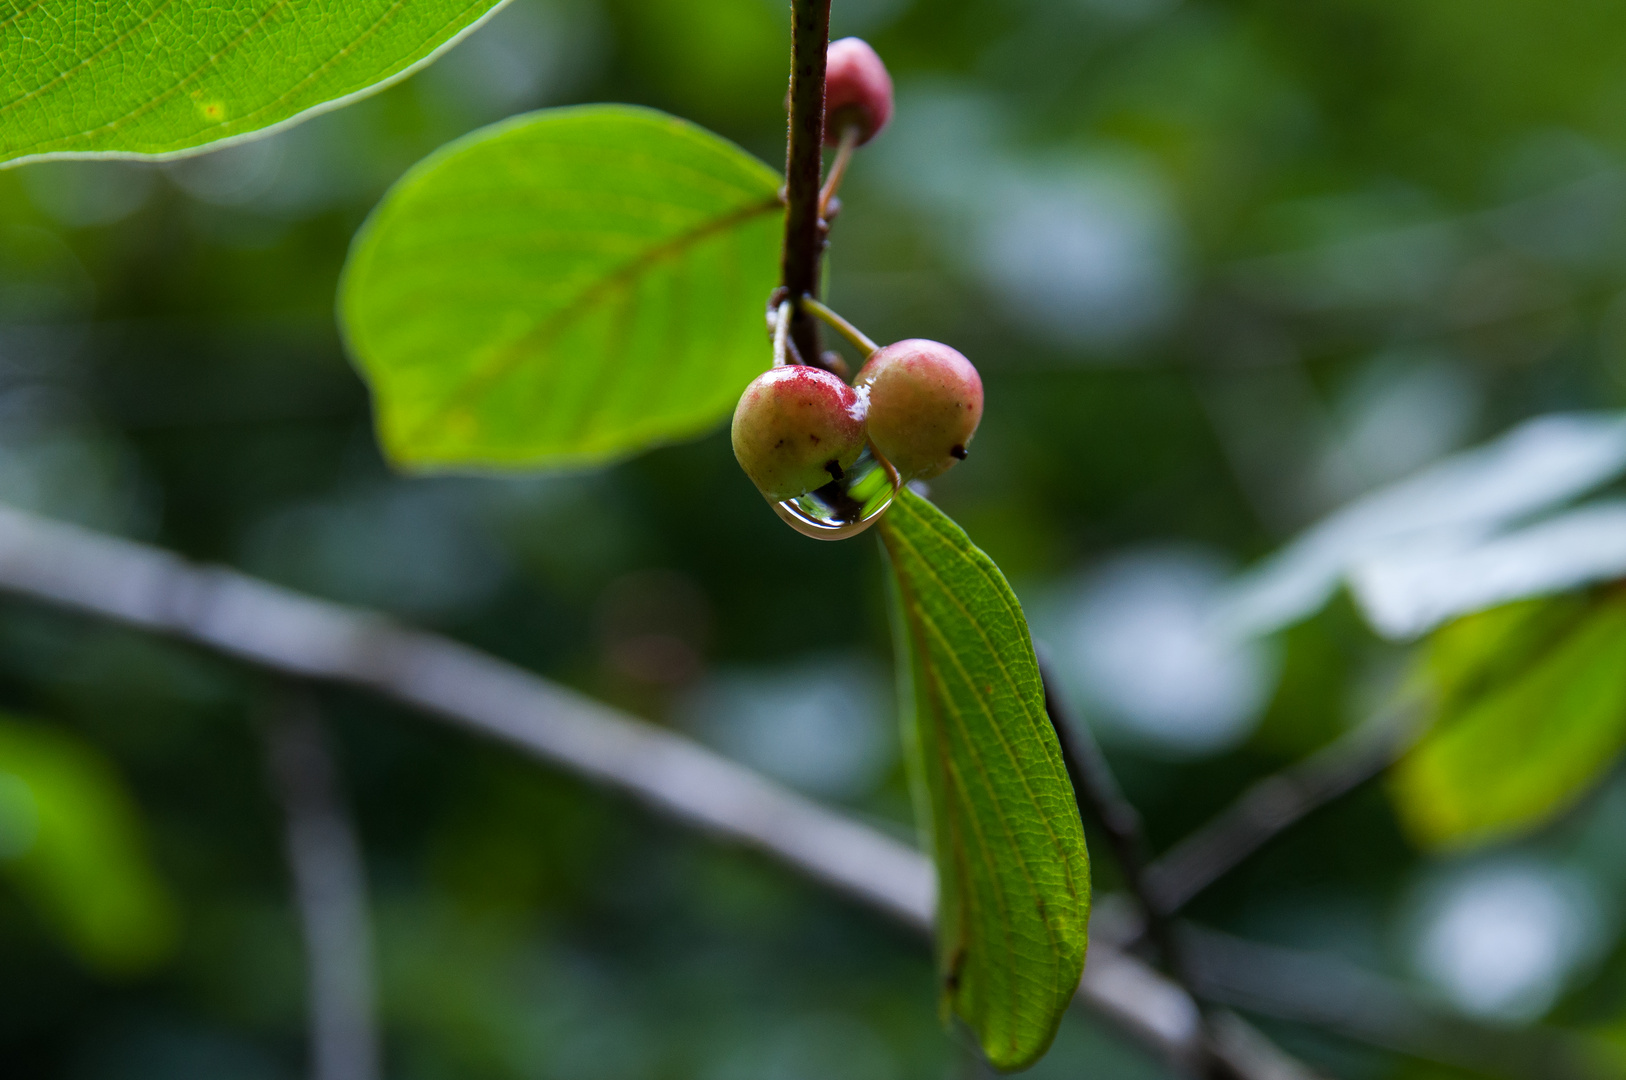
945;946;966;994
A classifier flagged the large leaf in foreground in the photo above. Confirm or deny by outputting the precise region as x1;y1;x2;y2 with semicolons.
341;105;783;470
0;0;508;166
880;489;1090;1072
1392;591;1626;849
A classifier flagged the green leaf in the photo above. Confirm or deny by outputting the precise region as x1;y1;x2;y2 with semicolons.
1421;593;1594;715
339;105;783;471
1392;590;1626;849
879;488;1090;1072
0;0;509;167
0;716;177;974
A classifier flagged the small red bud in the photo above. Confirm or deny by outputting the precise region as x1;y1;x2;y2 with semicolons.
824;38;894;146
856;340;983;480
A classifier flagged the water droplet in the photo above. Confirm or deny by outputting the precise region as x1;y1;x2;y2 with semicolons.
773;446;900;540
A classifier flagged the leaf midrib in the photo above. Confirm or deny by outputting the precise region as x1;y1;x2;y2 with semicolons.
895;561;1029;1050
883;502;1085;1055
388;195;780;446
886;509;1081;889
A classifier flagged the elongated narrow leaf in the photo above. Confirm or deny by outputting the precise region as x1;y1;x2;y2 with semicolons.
340;105;783;470
880;489;1090;1072
1393;590;1626;849
0;0;509;166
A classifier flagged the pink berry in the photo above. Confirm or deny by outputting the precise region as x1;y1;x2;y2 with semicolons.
824;38;894;146
856;340;983;480
732;365;868;501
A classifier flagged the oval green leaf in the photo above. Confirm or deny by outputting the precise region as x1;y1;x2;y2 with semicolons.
0;0;510;167
1393;591;1626;849
340;105;783;471
880;488;1091;1072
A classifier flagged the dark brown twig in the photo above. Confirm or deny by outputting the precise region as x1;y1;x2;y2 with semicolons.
1143;701;1421;915
1037;651;1172;956
1037;652;1313;1080
780;0;832;367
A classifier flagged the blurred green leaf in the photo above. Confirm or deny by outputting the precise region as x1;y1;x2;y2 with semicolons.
1423;594;1594;713
1599;1021;1626;1074
615;0;788;125
1392;590;1626;849
880;488;1090;1072
0;0;508;166
0;717;177;974
340;105;783;470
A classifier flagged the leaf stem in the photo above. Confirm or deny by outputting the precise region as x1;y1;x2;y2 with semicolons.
819;123;860;220
800;296;880;357
780;0;832;366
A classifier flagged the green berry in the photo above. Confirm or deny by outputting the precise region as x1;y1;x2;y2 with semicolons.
732;365;868;501
856;340;983;480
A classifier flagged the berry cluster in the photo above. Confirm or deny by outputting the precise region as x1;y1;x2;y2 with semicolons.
732;40;984;527
732;336;983;501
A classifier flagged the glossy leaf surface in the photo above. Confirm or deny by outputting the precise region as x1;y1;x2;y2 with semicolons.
0;0;508;166
880;489;1090;1072
1393;591;1626;849
341;105;783;470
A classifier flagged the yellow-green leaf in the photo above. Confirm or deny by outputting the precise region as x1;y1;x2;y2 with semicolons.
1393;590;1626;849
339;105;784;471
0;0;509;166
879;488;1090;1072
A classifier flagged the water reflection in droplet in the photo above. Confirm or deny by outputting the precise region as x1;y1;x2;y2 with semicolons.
773;447;900;540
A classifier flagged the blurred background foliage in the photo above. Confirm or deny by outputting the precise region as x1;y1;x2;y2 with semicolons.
3;0;1626;1076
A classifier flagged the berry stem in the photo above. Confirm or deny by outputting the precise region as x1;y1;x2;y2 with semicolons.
800;296;880;357
780;0;832;367
818;123;860;220
771;300;793;367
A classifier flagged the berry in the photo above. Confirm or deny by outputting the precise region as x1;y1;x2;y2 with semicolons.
824;38;893;146
732;365;868;501
856;340;983;480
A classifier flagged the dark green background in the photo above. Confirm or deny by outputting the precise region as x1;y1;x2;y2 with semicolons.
1;0;1625;1076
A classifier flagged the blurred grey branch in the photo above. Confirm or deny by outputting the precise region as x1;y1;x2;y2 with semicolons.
1180;925;1606;1080
264;693;380;1080
0;505;1207;1070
